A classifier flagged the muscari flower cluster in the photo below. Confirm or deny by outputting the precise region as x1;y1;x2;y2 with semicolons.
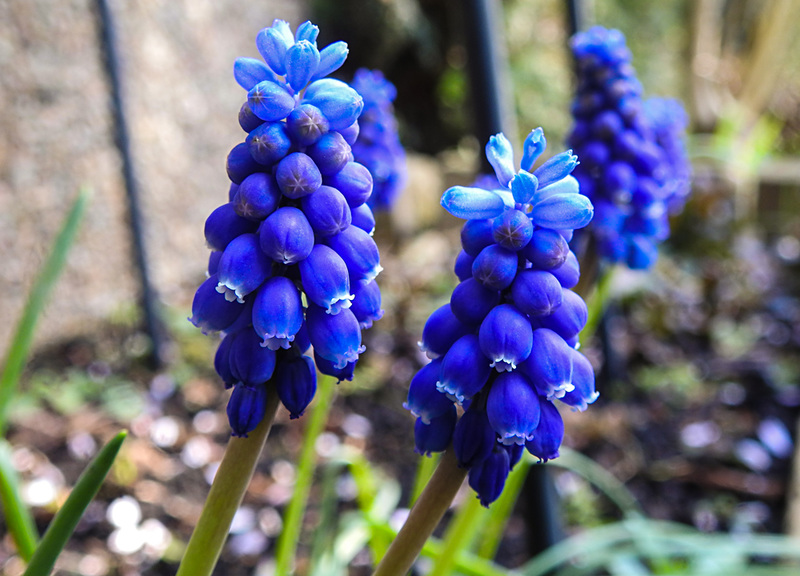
567;26;690;270
405;129;599;506
190;20;384;437
351;68;407;211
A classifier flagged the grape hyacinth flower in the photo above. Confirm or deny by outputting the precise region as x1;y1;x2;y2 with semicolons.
351;69;407;212
190;19;383;436
644;97;692;215
408;129;599;506
567;26;691;270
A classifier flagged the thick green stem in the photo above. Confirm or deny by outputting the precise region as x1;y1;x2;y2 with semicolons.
274;374;337;576
372;448;467;576
428;483;485;576
176;392;280;576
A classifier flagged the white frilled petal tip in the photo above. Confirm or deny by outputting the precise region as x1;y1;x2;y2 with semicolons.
435;380;466;405
569;391;600;412
499;433;531;446
441;186;506;220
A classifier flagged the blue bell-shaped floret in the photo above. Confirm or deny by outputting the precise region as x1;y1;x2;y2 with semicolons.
526;399;564;461
298;244;353;314
453;405;497;468
437;334;491;404
479;304;533;372
403;358;452;424
305;304;364;369
252;276;303;350
418;303;470;359
216;233;273;303
414;404;457;456
486;371;541;445
227;381;270;437
274;355;317;419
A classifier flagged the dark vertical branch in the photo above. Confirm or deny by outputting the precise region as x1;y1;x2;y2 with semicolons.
462;0;518;172
95;0;168;367
462;0;564;558
565;0;593;37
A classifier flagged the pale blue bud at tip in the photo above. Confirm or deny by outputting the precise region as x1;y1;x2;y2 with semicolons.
256;24;292;76
510;170;538;205
311;41;349;82
520;127;547;172
233;57;275;90
530;192;594;231
285;40;320;92
305;79;364;131
485;133;516;188
441;186;506;220
295;21;320;44
248;80;295;122
533;150;580;190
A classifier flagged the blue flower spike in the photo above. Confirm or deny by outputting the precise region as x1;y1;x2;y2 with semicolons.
407;128;597;506
190;20;383;435
568;26;692;269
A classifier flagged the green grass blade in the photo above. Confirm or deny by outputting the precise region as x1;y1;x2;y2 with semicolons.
274;375;337;576
0;188;90;436
0;439;38;560
23;430;126;576
410;452;439;506
551;448;643;519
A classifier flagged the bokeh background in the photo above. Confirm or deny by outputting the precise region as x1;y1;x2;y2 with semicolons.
3;0;800;574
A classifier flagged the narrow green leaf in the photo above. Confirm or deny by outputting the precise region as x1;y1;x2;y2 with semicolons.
23;430;126;576
551;448;643;518
0;439;38;560
0;188;91;436
274;375;337;576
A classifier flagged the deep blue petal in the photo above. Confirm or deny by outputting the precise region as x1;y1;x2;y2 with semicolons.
286;104;330;146
460;219;495;257
418;303;470;359
478;304;533;371
314;350;357;383
216;233;273;302
327;225;383;282
350;279;383;329
190;274;244;334
492;209;533;251
307;131;351;175
252;277;304;349
414;405;457;456
301;185;352;237
559;349;599;411
274;355;317;419
468;448;510;507
524;328;574;399
227;381;269;437
246;122;292;166
305;304;364;369
522;228;569;270
226;142;260;184
450;278;501;329
229;328;277;386
248;80;296;122
453;405;496;468
471;244;519;290
438;334;491;403
486;371;540;445
298;244;353;314
259;206;315;264
510;269;563;317
403;358;451;424
526;399;564;461
276;152;322;199
325;162;373;208
204;202;259;252
532;289;587;341
233;172;282;221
